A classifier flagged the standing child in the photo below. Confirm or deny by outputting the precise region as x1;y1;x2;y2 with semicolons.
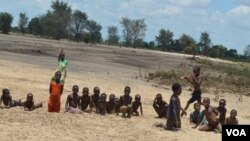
65;85;81;114
167;83;186;130
24;93;42;111
225;109;238;125
153;93;168;118
48;71;64;112
98;93;107;115
57;48;68;80
132;94;143;116
182;66;202;116
0;89;22;108
217;99;227;125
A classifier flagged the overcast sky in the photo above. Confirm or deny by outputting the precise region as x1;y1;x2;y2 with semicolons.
1;0;250;54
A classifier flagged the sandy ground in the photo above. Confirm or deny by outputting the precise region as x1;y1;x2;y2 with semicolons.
0;34;250;141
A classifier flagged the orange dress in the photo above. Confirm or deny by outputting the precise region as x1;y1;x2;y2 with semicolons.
48;81;64;112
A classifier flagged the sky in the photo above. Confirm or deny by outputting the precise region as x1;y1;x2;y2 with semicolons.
0;0;250;54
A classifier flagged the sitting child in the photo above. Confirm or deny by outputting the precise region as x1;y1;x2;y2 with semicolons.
132;94;143;116
0;89;22;108
107;94;116;114
24;93;42;111
217;99;227;125
153;93;168;118
190;103;207;125
98;93;107;115
225;109;238;125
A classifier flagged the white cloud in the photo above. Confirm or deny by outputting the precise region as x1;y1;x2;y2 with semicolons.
167;0;211;7
228;5;250;15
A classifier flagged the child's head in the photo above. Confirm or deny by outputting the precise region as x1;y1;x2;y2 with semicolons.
124;86;131;96
93;87;100;95
194;103;201;111
55;71;62;81
156;93;162;101
230;109;237;118
135;94;141;102
82;87;89;95
172;83;182;96
60;52;65;60
2;89;10;97
219;99;226;107
203;97;210;107
27;93;33;102
109;94;115;101
100;93;107;101
72;85;79;94
193;66;201;76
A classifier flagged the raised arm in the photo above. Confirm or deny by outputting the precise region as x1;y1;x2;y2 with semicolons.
185;76;194;85
58;48;64;61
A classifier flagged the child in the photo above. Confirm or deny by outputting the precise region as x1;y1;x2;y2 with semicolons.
98;93;107;115
0;89;22;108
24;93;42;111
91;87;100;112
48;71;64;112
79;87;92;112
167;83;186;130
217;99;227;125
57;48;68;80
153;93;168;118
65;85;81;114
132;94;143;116
107;94;116;114
190;103;206;125
182;66;202;116
193;97;222;133
225;109;238;125
120;86;133;118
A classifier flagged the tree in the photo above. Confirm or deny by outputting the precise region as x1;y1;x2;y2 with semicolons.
121;17;133;47
208;45;227;58
131;19;147;48
18;12;29;34
86;20;102;43
179;34;197;59
155;29;174;51
107;26;119;45
28;17;43;35
244;45;250;58
71;10;88;42
0;12;13;34
198;32;212;55
226;49;238;59
42;0;72;39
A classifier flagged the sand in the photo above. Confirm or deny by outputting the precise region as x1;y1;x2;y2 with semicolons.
0;34;250;141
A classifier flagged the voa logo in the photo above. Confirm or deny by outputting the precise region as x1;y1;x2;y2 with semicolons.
226;129;246;136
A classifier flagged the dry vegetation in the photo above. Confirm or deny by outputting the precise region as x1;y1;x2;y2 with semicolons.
146;57;250;98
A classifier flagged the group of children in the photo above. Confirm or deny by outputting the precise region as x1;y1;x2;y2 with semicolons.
153;66;239;132
1;48;240;134
63;85;143;117
0;89;42;111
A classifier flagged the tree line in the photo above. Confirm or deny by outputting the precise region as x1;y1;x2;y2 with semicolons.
0;0;249;61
